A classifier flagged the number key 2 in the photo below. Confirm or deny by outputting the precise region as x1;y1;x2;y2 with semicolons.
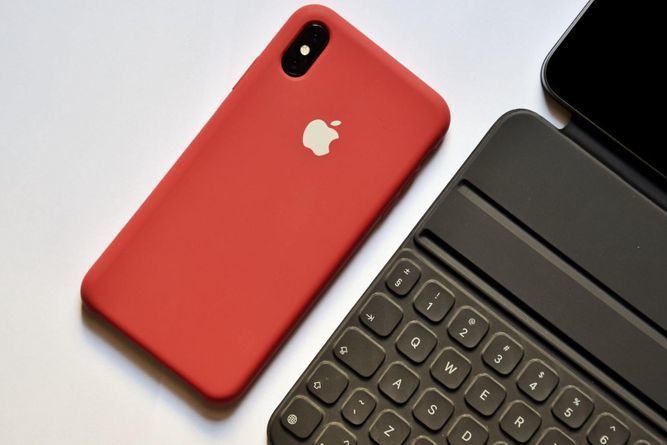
448;307;489;349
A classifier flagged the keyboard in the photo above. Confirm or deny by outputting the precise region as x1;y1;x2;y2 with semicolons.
268;248;663;444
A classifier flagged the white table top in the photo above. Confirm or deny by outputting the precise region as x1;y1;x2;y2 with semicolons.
0;0;585;443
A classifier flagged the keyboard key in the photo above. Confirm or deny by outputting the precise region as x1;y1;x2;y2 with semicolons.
447;415;488;445
342;389;376;426
315;423;357;445
448;307;489;349
552;386;594;429
430;347;472;390
537;428;575;445
412;437;437;445
482;332;524;375
587;413;630;445
413;280;455;323
464;374;506;416
396;321;437;363
516;359;559;402
378;363;420;404
307;362;349;404
386;259;421;296
334;327;385;378
412;388;454;431
370;410;411;445
281;396;323;439
500;400;541;443
360;293;403;337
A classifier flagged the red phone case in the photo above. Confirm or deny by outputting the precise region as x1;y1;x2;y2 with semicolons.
82;5;449;403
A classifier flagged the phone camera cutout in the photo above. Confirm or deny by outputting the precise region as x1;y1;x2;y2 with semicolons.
282;22;329;77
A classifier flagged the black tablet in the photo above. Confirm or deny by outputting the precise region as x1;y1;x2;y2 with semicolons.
543;1;665;184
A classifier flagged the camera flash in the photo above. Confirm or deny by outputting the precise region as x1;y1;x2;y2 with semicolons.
300;45;311;56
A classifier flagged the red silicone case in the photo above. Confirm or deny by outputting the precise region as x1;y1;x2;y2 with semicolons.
82;5;450;403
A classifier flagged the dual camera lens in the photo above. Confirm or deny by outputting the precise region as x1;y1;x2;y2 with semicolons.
282;22;329;77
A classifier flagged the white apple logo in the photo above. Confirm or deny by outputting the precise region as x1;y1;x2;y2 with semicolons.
302;119;341;156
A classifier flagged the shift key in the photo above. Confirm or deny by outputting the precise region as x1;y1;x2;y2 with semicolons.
334;327;386;378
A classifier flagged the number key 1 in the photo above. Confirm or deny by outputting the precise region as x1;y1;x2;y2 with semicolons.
413;281;454;323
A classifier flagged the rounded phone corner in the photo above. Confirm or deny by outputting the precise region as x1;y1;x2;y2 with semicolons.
286;4;340;25
194;378;248;406
80;267;99;310
433;92;452;136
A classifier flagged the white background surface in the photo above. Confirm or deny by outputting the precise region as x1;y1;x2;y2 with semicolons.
0;1;585;443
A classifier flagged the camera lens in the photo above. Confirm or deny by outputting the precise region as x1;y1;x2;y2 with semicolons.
282;22;329;77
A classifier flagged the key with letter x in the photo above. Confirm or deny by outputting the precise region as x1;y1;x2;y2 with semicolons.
315;423;357;445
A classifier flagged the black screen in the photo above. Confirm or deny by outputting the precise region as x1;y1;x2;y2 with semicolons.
544;1;665;181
